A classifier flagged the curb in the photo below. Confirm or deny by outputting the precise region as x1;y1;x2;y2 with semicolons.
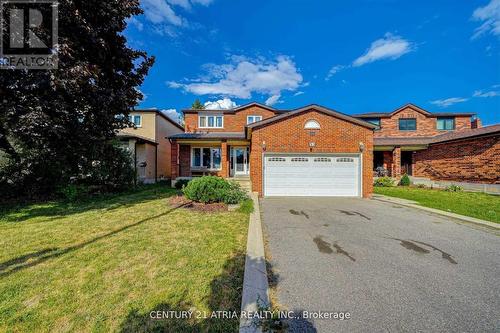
373;194;500;230
239;193;270;333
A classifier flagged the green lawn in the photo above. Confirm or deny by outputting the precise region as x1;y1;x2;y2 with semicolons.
0;186;249;332
374;186;500;223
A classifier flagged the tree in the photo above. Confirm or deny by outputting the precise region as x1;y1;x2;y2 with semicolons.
0;0;154;198
191;99;205;109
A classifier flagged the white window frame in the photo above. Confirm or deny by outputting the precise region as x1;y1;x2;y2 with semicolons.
129;114;142;127
198;114;224;128
304;119;321;129
191;147;222;170
247;115;263;124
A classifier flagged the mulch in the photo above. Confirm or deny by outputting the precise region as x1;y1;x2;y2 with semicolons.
167;195;228;213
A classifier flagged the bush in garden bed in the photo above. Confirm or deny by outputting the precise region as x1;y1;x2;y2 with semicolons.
182;176;248;204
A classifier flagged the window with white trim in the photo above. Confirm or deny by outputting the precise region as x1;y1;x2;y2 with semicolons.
247;115;263;124
304;120;320;129
199;114;223;128
128;114;142;127
191;147;221;169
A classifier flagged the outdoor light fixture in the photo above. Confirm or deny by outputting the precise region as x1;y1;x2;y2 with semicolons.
262;141;267;151
359;142;365;152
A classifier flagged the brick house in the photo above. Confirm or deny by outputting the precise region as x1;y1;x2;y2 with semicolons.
169;103;376;197
354;104;499;184
169;102;499;197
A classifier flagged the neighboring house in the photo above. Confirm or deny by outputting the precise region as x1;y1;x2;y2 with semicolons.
118;109;184;183
355;103;499;184
169;103;376;197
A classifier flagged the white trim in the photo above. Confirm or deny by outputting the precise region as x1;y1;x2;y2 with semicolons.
304;119;321;129
198;114;224;128
231;146;249;176
190;147;222;170
247;115;263;125
129;114;142;128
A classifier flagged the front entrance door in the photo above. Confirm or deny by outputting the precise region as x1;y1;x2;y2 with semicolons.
232;147;249;176
401;151;413;176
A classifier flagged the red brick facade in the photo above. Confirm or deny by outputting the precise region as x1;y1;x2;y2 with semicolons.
249;110;373;198
414;135;500;184
375;106;471;138
184;106;278;132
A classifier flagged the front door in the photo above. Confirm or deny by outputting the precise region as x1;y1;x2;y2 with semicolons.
233;147;248;176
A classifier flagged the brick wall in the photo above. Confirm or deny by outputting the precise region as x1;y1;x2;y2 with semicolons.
414;135;500;184
184;106;278;132
375;106;471;138
249;110;374;197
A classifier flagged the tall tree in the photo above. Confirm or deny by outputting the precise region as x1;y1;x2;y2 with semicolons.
191;99;205;110
0;0;154;197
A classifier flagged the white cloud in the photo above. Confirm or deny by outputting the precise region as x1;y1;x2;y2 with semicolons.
473;89;500;97
471;0;500;39
168;55;303;100
204;98;238;110
161;108;182;124
141;0;183;25
430;97;468;108
265;94;282;106
353;33;414;67
325;65;346;81
293;91;304;96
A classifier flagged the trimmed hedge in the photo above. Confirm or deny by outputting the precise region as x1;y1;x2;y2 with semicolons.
399;174;411;186
182;176;248;204
374;176;395;187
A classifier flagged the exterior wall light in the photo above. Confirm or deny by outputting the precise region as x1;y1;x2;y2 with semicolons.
359;142;365;153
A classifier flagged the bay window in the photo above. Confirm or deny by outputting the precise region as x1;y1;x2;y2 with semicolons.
191;147;222;169
199;114;223;128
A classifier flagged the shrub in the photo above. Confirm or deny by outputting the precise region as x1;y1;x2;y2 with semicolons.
374;176;394;187
399;174;411;186
182;176;248;204
175;178;191;190
445;184;463;192
416;183;427;189
238;198;254;214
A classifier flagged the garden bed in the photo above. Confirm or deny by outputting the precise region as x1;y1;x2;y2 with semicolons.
167;195;229;213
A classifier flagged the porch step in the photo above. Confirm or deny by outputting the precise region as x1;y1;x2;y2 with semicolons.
230;177;252;193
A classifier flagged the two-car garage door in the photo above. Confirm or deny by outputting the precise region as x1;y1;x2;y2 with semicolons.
264;154;361;197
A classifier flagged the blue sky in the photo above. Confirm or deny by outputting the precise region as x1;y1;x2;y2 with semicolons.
125;0;500;125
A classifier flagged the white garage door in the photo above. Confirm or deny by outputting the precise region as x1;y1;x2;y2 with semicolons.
264;154;361;197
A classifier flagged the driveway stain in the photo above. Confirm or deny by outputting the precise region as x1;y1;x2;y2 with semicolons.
412;240;458;264
323;224;329;227
313;236;333;254
333;243;356;262
390;238;458;264
338;210;371;221
290;209;309;219
313;236;356;261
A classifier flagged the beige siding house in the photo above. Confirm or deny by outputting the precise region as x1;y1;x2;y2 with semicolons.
118;109;184;183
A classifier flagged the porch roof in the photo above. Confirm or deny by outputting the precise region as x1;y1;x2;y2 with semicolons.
168;132;247;140
374;136;434;146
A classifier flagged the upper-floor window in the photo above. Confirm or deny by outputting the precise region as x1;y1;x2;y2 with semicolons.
399;118;416;131
247;115;263;124
128;115;142;127
199;114;223;128
304;120;321;129
437;117;455;131
364;118;381;130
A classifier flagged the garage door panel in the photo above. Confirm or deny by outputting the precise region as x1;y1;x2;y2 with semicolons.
264;154;360;197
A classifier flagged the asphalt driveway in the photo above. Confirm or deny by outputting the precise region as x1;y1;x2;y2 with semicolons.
261;197;500;333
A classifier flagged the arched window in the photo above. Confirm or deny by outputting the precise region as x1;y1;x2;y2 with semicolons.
304;119;320;129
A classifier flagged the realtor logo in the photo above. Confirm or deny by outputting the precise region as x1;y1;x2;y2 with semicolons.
0;0;58;69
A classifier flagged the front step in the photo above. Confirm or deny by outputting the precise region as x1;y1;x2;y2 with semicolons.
229;177;252;193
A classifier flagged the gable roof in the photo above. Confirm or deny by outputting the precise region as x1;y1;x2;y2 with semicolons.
354;103;475;118
246;104;377;130
133;108;184;131
430;124;500;144
182;102;286;114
